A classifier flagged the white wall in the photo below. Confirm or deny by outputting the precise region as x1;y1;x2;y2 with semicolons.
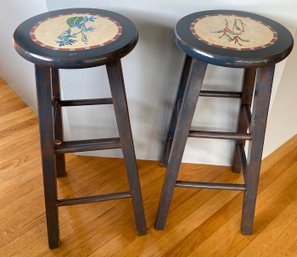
1;1;297;165
0;0;48;110
263;29;297;157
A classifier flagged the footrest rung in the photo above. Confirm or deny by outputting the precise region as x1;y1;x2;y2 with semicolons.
200;90;241;98
188;130;252;140
59;98;113;106
175;181;246;191
55;137;121;153
57;191;131;206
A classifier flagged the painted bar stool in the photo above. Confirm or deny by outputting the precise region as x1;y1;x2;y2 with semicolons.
14;8;147;248
155;10;293;234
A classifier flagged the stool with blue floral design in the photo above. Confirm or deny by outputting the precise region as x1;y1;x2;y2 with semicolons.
14;8;147;248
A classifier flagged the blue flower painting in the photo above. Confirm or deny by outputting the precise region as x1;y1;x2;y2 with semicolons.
56;16;96;46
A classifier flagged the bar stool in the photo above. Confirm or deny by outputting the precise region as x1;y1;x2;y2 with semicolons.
155;10;293;234
14;8;147;248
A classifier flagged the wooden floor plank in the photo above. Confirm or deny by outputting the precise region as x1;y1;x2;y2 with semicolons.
161;146;297;257
236;196;297;257
114;146;297;257
1;78;297;256
186;161;297;257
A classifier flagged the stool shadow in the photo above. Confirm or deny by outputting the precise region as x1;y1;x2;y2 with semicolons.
118;12;187;160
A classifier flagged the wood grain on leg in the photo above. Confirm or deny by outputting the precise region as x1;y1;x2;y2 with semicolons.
232;68;256;173
51;68;66;177
35;65;60;248
241;65;275;234
107;60;147;235
161;55;193;167
155;59;208;230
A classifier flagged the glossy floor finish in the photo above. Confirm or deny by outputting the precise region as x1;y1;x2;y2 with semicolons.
1;77;297;256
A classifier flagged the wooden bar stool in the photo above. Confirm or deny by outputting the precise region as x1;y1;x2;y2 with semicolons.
14;8;147;248
155;10;293;234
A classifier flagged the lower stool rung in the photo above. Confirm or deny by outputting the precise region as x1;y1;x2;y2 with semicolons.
175;181;246;191
58;98;113;106
55;137;121;153
188;130;252;140
200;90;242;98
57;191;131;206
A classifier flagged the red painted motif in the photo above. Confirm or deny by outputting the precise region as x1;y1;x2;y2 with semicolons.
190;14;278;51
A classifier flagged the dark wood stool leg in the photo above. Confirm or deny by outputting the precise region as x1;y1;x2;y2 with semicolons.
155;59;208;230
106;59;147;235
232;68;256;173
241;65;275;234
35;65;60;248
161;55;193;167
51;68;66;177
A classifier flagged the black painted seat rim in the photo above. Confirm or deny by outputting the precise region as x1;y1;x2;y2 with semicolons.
13;39;138;69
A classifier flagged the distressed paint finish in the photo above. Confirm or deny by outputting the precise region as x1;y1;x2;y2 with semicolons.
155;59;208;230
14;8;146;248
156;10;293;235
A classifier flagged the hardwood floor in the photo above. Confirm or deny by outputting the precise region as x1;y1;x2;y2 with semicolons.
1;77;297;256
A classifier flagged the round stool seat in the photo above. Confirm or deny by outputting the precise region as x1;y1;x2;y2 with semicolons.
14;8;138;68
175;10;293;67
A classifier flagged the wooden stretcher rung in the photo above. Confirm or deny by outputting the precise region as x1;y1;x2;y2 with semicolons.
57;191;131;206
55;137;121;153
188;130;252;140
58;98;113;106
175;181;246;191
200;90;242;98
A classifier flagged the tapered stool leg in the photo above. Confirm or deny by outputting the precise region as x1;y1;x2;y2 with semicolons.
155;59;208;230
241;65;275;234
35;65;60;248
161;55;193;167
106;59;147;235
51;68;66;177
232;68;256;173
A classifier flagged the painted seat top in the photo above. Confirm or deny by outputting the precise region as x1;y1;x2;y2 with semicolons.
14;8;138;68
31;14;123;51
175;10;293;67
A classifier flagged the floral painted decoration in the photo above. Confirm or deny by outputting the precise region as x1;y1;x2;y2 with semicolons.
212;18;249;46
56;16;97;46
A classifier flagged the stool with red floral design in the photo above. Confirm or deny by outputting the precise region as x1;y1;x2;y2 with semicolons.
155;10;293;235
14;8;147;248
